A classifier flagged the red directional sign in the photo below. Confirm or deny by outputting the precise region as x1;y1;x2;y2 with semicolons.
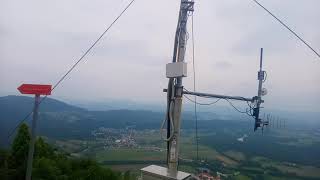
18;84;52;95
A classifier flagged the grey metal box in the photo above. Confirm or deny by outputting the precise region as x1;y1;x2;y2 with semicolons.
166;62;187;78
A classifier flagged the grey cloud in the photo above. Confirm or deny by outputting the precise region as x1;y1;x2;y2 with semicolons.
0;0;319;112
214;61;233;69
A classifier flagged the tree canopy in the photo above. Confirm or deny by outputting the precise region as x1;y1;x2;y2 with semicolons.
0;123;126;180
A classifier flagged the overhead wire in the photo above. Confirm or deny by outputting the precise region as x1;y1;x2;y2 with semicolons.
184;94;221;106
5;0;137;142
252;0;320;59
184;87;253;116
191;13;199;160
184;89;255;122
246;101;254;116
225;99;249;114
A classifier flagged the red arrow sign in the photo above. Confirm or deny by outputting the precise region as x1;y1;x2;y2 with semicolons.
18;84;52;95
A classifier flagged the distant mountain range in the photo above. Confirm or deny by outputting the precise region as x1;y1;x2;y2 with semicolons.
0;96;165;146
1;95;319;148
0;95;85;113
0;95;246;147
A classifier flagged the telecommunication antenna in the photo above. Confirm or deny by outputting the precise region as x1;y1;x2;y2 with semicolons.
253;48;268;131
264;114;286;130
142;1;269;179
173;48;269;131
141;0;194;179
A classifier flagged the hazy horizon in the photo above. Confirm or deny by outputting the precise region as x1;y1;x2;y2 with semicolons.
1;0;319;112
1;94;320;124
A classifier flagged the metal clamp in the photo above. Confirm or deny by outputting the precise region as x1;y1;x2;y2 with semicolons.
175;86;183;97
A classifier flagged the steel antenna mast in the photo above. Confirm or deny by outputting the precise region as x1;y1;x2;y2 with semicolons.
165;0;194;171
141;1;194;179
253;48;268;130
143;2;269;179
172;48;269;132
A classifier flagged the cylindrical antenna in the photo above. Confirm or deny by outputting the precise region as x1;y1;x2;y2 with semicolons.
254;48;265;131
260;48;263;71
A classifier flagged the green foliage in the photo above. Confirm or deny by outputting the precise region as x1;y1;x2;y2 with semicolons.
0;123;124;180
123;171;130;180
35;137;55;159
69;160;120;180
9;123;30;169
33;157;60;180
0;149;8;168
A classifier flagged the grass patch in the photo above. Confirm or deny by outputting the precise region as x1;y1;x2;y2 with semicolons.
95;148;166;162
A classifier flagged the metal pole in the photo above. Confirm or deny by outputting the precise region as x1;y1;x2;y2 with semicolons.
258;48;263;97
168;0;188;171
167;0;194;172
26;94;40;180
254;48;264;131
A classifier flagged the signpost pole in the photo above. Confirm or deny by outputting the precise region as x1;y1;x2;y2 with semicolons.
25;94;40;180
17;83;51;180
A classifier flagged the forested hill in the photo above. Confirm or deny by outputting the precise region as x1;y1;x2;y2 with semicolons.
0;95;241;146
0;95;276;145
0;96;82;145
0;96;165;146
0;95;85;113
0;123;125;179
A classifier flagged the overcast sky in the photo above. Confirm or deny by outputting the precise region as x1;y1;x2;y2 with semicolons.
1;0;319;112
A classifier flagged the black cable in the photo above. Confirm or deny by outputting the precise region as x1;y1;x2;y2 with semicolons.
191;13;199;160
252;0;320;59
183;87;254;117
225;99;248;114
6;111;33;142
184;94;221;106
246;101;254;116
185;94;255;118
6;0;137;142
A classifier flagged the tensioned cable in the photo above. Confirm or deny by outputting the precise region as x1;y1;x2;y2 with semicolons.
184;88;252;117
252;0;320;59
6;0;137;142
184;94;221;106
185;94;249;114
225;99;248;114
191;13;199;160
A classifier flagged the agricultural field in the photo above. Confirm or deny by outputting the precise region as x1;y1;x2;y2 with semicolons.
51;125;320;180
